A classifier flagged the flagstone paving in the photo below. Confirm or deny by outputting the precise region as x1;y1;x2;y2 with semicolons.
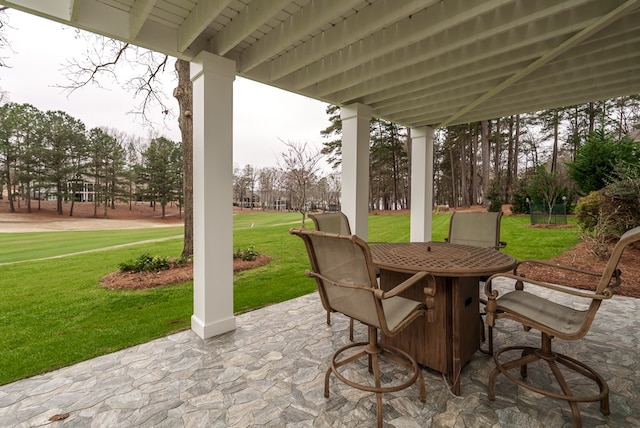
1;288;639;427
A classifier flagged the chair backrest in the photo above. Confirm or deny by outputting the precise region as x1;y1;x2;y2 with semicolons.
594;225;640;296
447;211;504;249
290;228;383;329
560;225;640;337
309;212;352;235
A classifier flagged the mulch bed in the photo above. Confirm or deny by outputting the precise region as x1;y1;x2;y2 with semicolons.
516;240;640;298
100;255;271;290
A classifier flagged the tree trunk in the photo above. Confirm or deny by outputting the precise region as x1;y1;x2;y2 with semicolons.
5;168;15;212
506;116;514;202
56;182;63;215
493;118;501;180
406;128;412;210
174;59;193;258
551;110;559;173
449;147;457;208
471;132;478;205
459;136;468;207
514;114;520;182
481;120;490;207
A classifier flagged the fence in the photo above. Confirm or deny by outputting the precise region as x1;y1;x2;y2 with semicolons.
530;204;568;225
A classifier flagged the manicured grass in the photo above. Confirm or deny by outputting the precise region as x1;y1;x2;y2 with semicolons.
0;227;183;264
0;239;191;385
0;211;580;385
233;212;315;314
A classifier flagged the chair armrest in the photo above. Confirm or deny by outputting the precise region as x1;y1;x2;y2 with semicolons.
514;259;601;278
483;271;614;328
376;271;434;299
374;271;437;322
484;272;614;302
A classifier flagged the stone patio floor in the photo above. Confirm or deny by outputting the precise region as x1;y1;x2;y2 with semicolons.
1;286;639;427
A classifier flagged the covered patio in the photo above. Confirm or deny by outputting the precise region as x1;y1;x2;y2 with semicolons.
1;1;640;426
1;286;639;426
3;0;639;341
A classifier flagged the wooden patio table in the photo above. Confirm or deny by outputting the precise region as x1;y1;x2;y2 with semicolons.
370;241;516;395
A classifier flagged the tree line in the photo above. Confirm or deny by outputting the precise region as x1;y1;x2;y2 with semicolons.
0;102;183;218
317;96;640;215
229;95;640;223
233;142;340;215
3;95;639;224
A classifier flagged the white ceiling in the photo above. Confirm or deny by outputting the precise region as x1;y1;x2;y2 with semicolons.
4;0;640;128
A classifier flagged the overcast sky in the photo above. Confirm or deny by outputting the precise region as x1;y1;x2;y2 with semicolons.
0;9;332;170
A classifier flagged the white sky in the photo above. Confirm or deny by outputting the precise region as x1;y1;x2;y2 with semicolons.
0;9;332;170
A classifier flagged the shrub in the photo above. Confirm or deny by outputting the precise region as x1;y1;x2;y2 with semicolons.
175;254;193;266
233;247;259;261
487;179;502;212
602;177;640;232
575;192;602;233
119;253;171;272
575;177;640;260
510;178;530;214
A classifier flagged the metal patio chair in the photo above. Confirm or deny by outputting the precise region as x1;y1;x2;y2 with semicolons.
484;226;640;427
445;211;507;249
290;228;436;427
309;211;356;340
445;211;507;351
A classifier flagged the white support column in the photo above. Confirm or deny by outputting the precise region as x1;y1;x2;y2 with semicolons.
410;126;435;242
190;52;236;339
340;103;372;240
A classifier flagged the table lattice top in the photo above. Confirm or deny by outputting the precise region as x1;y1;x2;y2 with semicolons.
370;242;516;277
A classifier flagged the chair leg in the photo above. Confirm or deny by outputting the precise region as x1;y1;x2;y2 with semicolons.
489;333;610;427
488;325;494;354
326;310;331;325
324;327;424;426
349;317;354;341
370;352;383;428
479;324;494;355
548;358;583;427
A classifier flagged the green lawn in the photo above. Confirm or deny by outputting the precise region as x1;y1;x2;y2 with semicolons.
0;211;580;385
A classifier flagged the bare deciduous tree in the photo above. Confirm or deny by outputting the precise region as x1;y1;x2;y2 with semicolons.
279;140;323;226
173;59;193;257
60;33;193;256
0;7;10;69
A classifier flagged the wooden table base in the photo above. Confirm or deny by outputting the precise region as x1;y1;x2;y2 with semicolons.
379;269;481;395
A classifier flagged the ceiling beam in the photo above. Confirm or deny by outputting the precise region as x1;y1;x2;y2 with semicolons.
385;53;639;126
238;0;364;73
69;0;80;21
130;0;157;39
290;0;512;90
267;0;433;81
1;0;74;20
370;25;640;114
459;76;640;125
332;29;574;108
210;0;290;56
309;0;593;99
177;0;232;53
395;57;640;127
438;0;640;128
